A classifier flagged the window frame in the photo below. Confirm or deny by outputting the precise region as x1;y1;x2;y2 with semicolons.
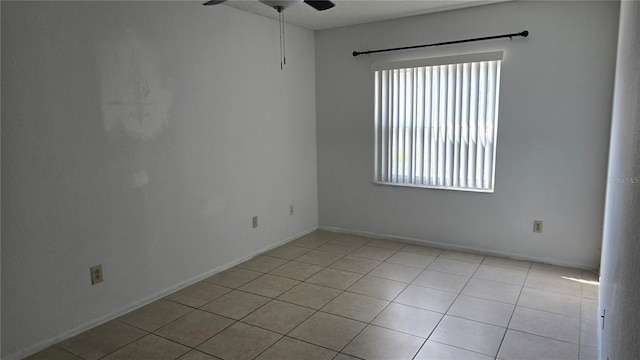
372;51;503;193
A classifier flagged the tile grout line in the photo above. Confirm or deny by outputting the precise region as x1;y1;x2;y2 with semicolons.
336;246;436;356
315;249;432;358
109;306;198;357
494;260;533;359
405;250;461;359
225;232;351;359
247;232;385;360
326;240;407;357
410;252;490;360
161;263;303;358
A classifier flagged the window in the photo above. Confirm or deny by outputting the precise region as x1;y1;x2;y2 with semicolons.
373;51;503;192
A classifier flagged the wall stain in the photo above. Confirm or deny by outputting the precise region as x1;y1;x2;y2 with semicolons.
100;28;172;140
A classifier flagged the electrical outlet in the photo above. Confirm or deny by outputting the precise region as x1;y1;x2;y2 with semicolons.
90;264;103;285
289;204;294;216
533;220;543;233
252;216;258;228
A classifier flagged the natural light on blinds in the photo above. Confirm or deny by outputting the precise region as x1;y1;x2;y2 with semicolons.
373;51;503;192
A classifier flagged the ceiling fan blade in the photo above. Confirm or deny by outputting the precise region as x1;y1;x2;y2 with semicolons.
203;0;227;5
303;0;334;11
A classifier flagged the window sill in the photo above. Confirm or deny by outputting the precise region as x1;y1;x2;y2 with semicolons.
373;180;494;193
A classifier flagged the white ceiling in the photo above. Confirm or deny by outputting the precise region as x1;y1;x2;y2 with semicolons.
220;0;511;31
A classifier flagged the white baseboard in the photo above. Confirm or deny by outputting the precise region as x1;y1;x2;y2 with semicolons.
318;225;598;272
6;225;318;360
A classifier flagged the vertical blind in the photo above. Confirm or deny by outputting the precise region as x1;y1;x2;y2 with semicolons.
373;51;503;192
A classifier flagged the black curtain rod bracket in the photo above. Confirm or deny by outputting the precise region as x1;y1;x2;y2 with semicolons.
352;30;529;57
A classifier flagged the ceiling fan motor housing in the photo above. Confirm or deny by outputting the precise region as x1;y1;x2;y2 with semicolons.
259;0;304;11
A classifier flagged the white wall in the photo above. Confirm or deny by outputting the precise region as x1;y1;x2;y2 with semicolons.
315;1;619;269
599;2;640;359
1;2;317;358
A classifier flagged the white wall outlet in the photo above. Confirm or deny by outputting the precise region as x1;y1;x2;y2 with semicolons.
252;216;258;228
289;204;294;216
533;220;543;233
90;264;103;285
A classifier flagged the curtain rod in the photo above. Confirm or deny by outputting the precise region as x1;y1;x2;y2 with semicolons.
352;30;529;57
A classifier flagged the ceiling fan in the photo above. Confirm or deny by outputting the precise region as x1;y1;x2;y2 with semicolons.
203;0;335;12
203;0;335;69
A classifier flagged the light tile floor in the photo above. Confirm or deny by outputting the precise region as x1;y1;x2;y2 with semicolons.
26;231;599;360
